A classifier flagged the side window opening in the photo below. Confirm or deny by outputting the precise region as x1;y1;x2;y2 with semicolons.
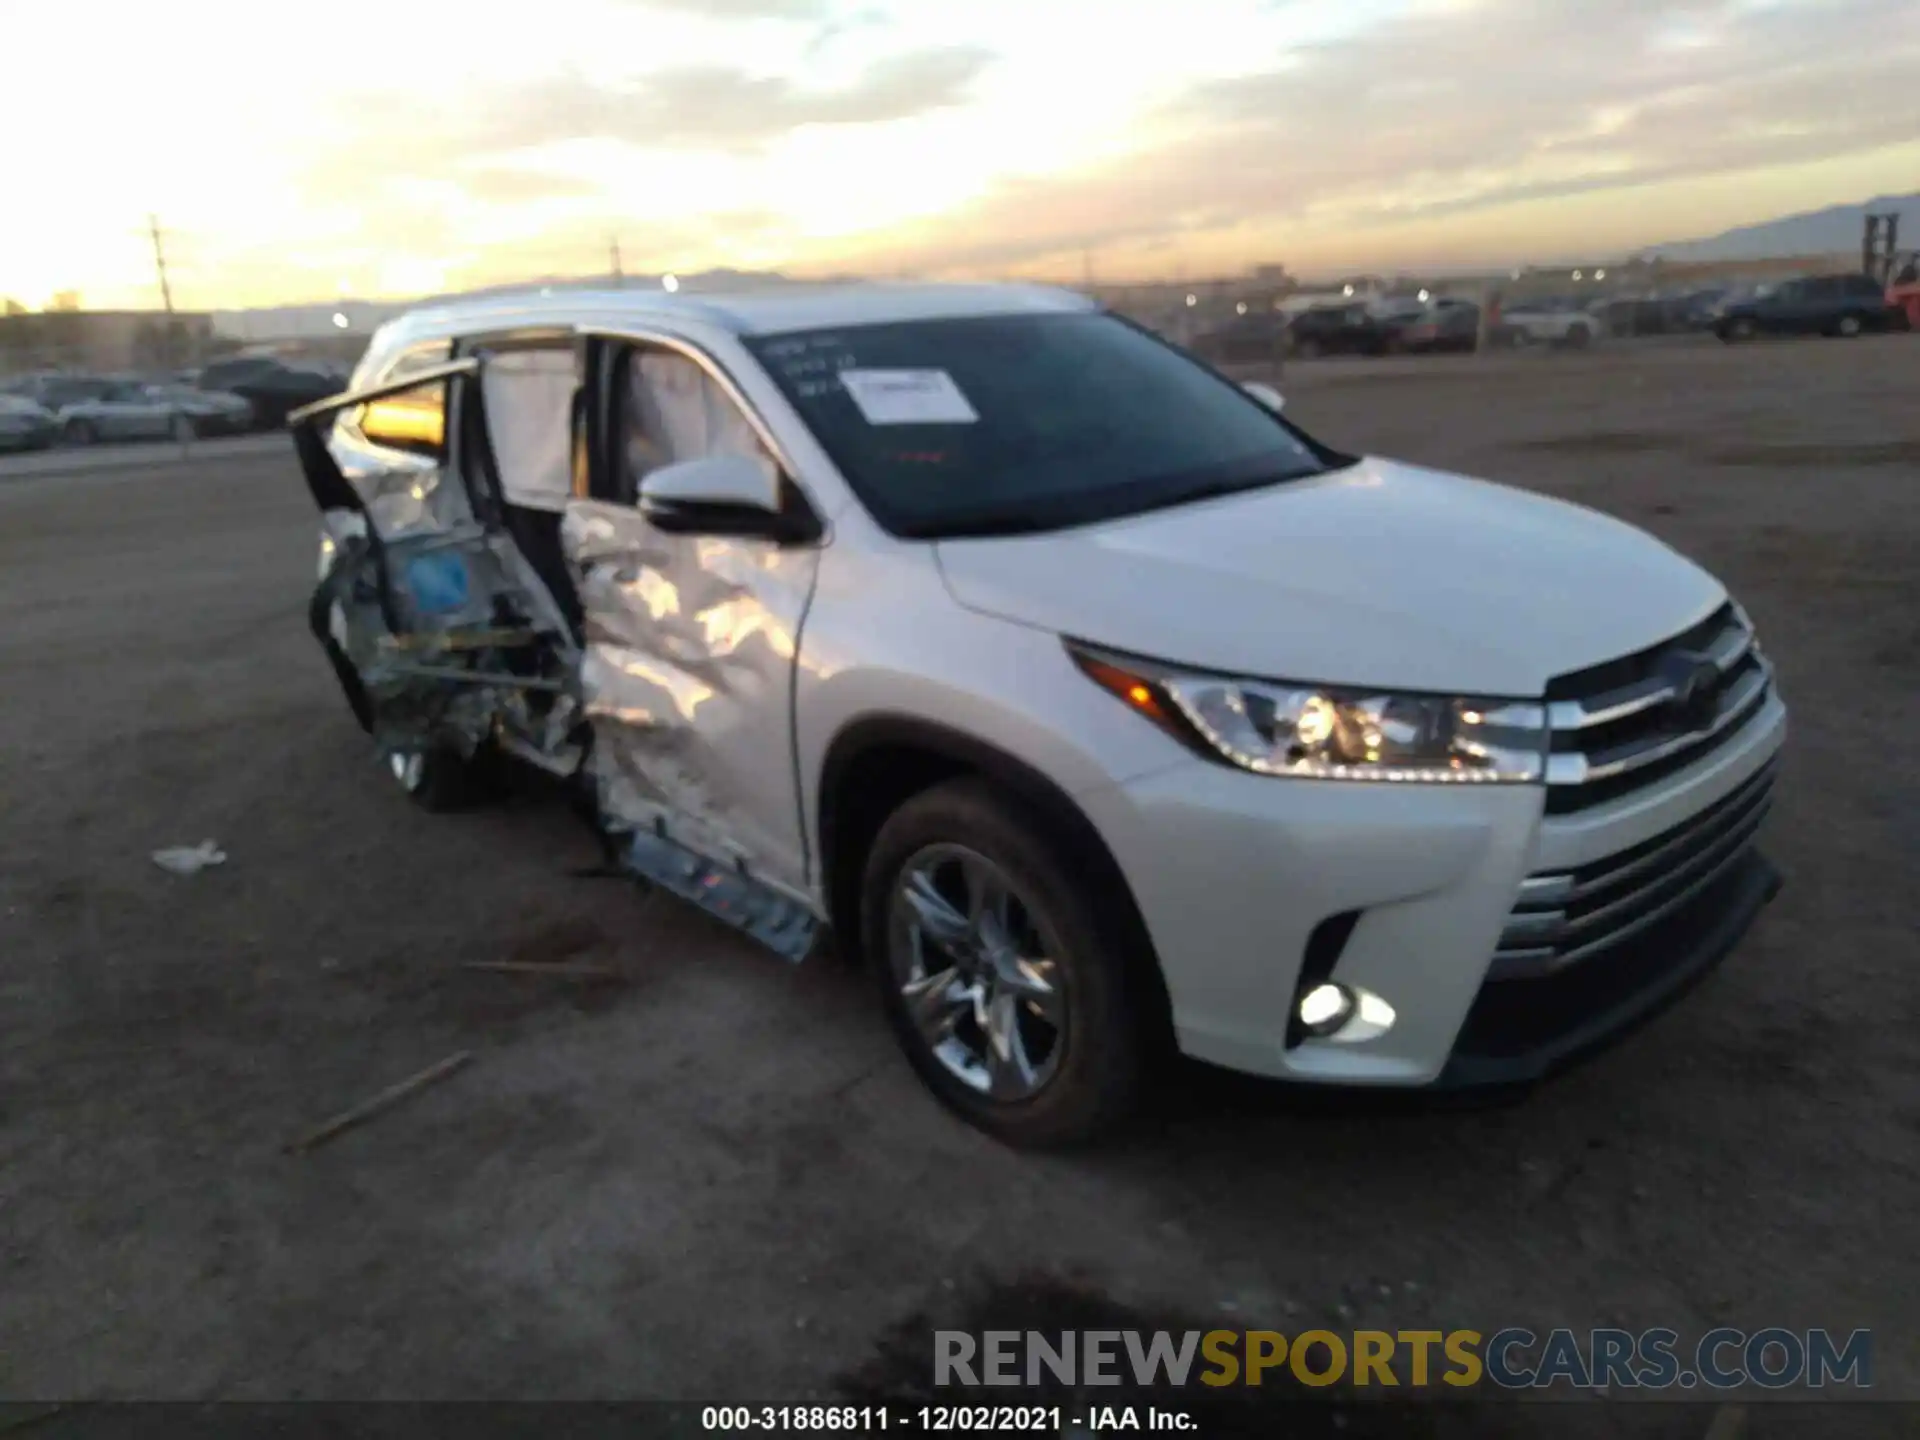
619;344;779;505
463;338;587;637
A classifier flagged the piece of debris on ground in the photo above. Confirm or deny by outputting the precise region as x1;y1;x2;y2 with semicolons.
285;1051;475;1155
149;840;227;875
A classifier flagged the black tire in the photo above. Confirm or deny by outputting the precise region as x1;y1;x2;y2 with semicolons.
1564;323;1592;349
169;414;196;443
1831;313;1864;339
1293;337;1321;359
1722;318;1756;343
861;777;1147;1148
64;419;96;445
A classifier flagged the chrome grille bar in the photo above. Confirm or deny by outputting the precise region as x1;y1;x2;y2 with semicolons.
1542;603;1774;812
1545;624;1756;732
1546;657;1771;787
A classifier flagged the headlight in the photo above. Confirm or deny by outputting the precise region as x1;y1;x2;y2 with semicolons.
1069;642;1548;783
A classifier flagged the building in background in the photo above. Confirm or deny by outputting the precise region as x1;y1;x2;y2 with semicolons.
0;309;216;376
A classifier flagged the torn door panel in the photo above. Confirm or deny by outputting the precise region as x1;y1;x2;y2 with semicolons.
292;365;582;772
562;499;812;894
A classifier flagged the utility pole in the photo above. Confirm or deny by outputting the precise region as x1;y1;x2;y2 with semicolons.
610;235;624;287
148;214;175;314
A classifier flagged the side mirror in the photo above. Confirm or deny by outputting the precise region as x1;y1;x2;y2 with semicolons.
1242;381;1285;412
638;452;817;542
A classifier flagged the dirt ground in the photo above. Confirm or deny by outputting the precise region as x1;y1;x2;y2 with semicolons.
1;335;1914;1431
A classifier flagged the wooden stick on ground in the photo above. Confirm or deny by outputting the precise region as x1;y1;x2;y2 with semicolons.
462;961;621;979
285;1051;474;1155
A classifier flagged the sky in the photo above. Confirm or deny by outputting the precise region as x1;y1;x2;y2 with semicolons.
2;0;1917;310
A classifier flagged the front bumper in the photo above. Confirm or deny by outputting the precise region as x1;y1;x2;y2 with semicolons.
1080;689;1786;1087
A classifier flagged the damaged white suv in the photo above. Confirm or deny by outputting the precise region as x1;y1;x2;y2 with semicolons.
292;283;1786;1147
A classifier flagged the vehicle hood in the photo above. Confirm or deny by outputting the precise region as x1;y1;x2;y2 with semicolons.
934;456;1725;696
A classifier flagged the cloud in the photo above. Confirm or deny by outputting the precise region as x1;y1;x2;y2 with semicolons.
463;45;993;153
456;168;608;205
816;0;1920;274
305;43;994;203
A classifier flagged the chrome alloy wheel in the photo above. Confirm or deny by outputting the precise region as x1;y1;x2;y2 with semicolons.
887;843;1066;1100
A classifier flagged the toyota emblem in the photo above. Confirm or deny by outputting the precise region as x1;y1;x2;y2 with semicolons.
1658;650;1722;730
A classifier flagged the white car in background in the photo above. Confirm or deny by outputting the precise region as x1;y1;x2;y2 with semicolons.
58;381;252;444
286;282;1785;1147
1499;299;1604;348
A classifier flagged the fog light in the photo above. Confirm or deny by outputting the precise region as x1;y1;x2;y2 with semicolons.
1294;983;1398;1044
1297;982;1354;1036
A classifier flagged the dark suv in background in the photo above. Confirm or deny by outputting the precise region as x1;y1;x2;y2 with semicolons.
197;357;341;429
1714;274;1906;341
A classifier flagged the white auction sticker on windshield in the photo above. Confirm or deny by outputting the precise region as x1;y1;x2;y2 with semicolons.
838;369;979;425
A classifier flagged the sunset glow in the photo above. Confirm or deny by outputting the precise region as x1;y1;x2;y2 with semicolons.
3;0;1916;309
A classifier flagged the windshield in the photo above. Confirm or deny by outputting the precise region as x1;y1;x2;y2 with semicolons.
745;312;1340;538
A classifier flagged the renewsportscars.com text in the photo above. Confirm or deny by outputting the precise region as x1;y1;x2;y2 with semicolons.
935;1327;1873;1391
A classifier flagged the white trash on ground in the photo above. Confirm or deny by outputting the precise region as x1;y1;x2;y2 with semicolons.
151;840;227;875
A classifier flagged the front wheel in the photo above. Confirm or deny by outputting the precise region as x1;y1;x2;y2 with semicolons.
863;779;1146;1148
1563;324;1593;349
169;414;196;443
381;742;493;812
64;419;96;445
1833;314;1864;338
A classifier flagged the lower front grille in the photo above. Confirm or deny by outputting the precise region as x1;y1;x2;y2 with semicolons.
1445;849;1781;1080
1493;761;1777;979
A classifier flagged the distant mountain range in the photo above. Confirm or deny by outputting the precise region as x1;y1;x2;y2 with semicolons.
1644;193;1919;263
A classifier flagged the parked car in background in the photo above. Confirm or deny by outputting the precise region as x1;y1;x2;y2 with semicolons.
1674;288;1730;330
12;374;122;411
0;394;60;452
57;380;230;445
1712;273;1906;341
1285;303;1402;358
1398;302;1481;354
144;384;255;436
1499;298;1603;348
198;357;341;429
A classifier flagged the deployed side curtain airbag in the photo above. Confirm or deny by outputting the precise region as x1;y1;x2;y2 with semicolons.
483;350;576;514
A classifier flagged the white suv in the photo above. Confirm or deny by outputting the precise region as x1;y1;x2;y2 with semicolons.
291;282;1786;1147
